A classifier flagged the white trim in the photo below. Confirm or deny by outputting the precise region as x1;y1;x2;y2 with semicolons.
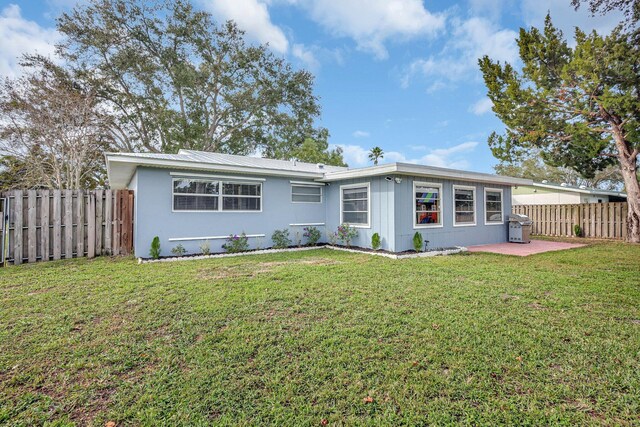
339;182;371;228
452;184;476;227
291;184;323;204
484;187;504;225
532;182;626;197
289;223;326;226
413;181;444;229
289;180;325;186
168;234;265;242
170;171;265;181
171;177;263;213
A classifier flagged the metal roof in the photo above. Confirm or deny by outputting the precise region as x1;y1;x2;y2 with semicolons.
532;181;627;198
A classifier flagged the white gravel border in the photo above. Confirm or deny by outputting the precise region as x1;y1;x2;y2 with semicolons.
138;245;467;264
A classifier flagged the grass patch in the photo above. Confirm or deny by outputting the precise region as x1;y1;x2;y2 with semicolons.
0;241;639;425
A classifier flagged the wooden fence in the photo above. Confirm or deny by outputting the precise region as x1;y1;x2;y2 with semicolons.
1;190;134;265
512;202;629;240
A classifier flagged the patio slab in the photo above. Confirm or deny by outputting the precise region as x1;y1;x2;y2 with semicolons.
467;239;586;256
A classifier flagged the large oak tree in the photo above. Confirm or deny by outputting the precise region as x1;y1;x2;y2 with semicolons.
479;16;640;242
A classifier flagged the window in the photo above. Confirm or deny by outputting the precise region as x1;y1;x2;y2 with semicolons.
453;185;476;226
340;183;369;227
291;185;322;203
414;182;442;227
484;188;503;224
173;178;261;211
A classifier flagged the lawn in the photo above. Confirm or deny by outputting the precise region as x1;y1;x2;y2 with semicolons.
0;241;639;426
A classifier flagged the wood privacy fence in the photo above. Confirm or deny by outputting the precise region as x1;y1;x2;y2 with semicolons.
512;202;629;240
1;190;134;265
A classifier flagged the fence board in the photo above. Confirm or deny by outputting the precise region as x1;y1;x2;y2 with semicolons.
513;202;629;240
87;193;96;259
95;189;103;255
64;190;73;259
41;190;50;262
105;190;112;255
27;192;36;262
53;190;62;260
13;190;23;265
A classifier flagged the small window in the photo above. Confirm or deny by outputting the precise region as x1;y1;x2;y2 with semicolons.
341;184;369;227
453;185;476;226
173;179;219;211
291;185;322;203
222;182;261;211
485;188;503;224
414;182;442;227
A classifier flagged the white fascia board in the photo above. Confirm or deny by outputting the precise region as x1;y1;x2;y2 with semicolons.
319;162;533;186
532;182;627;197
106;155;325;188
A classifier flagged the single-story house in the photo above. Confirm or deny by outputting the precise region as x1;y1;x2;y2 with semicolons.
512;181;627;205
105;150;532;257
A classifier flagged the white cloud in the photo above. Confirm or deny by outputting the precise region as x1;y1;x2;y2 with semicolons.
291;43;319;71
204;0;289;54
0;4;60;78
352;130;370;138
333;141;478;169
292;0;445;59
469;97;493;115
402;16;518;88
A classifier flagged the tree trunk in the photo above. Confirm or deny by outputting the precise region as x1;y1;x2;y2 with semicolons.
620;162;640;243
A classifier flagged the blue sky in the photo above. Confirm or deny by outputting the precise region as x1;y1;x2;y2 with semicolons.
0;0;622;172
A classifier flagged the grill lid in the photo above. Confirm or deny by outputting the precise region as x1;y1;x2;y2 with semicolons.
508;214;532;224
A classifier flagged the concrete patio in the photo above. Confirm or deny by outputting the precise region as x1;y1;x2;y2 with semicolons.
467;239;587;256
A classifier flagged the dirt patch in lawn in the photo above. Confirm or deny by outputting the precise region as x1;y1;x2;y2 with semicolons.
197;258;341;281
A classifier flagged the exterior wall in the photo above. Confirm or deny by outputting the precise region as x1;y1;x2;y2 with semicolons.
132;167;327;257
393;176;512;251
324;176;396;251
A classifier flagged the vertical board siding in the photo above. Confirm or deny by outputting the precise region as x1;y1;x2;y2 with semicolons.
513;202;628;240
1;190;134;265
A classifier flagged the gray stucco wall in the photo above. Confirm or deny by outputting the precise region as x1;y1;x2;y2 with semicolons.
131;167;327;257
129;166;512;257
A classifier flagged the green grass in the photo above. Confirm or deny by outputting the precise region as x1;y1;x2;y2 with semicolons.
0;241;639;426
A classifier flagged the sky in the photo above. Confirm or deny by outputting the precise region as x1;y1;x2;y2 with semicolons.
0;0;623;173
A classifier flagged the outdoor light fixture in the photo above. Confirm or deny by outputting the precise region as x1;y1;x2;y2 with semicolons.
394;177;403;184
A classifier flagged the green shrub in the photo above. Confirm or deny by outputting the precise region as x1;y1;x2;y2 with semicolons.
328;231;338;246
199;240;211;255
171;244;186;256
371;233;381;250
222;233;249;253
303;226;322;246
337;223;358;247
149;236;161;259
271;229;292;249
413;232;423;252
574;224;582;237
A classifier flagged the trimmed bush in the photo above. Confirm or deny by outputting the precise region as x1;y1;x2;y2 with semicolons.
413;232;423;252
303;226;322;246
171;244;186;256
574;224;582;237
371;233;381;250
222;233;249;253
337;223;358;247
199;240;211;255
149;236;161;259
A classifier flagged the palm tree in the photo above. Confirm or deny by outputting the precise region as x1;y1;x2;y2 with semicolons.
368;146;384;165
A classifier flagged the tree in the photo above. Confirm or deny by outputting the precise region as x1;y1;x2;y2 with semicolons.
52;0;328;158
368;147;384;166
572;0;640;25
479;16;640;242
0;65;112;189
291;135;347;166
494;153;624;190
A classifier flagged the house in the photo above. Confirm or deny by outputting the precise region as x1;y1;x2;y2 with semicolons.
512;181;627;206
105;150;532;257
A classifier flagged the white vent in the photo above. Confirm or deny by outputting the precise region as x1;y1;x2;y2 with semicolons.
317;163;325;169
560;183;568;187
541;180;548;183
579;185;587;189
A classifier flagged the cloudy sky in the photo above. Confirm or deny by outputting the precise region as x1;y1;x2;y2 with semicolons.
0;0;622;172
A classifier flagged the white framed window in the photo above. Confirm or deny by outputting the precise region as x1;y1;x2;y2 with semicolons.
340;183;370;228
291;184;322;203
453;185;476;226
414;181;443;228
172;178;261;212
484;188;504;225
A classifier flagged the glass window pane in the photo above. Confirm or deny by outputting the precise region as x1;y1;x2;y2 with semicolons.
173;195;218;211
455;200;474;212
455;212;475;223
342;187;368;200
342;200;368;211
455;189;474;200
292;194;321;203
416;211;439;225
343;211;367;224
292;185;321;196
173;179;218;195
486;201;502;212
223;183;261;196
486;212;503;222
486;191;502;202
223;197;260;211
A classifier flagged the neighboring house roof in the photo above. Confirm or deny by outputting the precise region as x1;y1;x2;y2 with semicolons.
529;181;627;198
105;150;533;188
